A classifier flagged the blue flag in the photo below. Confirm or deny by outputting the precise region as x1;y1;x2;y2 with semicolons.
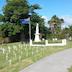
20;18;29;24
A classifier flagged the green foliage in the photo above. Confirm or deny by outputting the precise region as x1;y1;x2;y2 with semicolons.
3;0;29;23
0;22;23;37
59;25;72;39
30;13;48;39
0;14;3;22
48;15;64;34
61;28;69;39
69;25;72;37
31;4;41;10
0;0;30;41
47;15;64;39
0;0;48;42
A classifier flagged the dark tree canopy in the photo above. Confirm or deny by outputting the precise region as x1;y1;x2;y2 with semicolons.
0;0;48;42
3;0;29;23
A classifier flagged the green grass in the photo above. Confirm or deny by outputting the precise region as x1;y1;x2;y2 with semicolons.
48;39;62;43
33;40;45;44
0;40;72;72
32;39;62;44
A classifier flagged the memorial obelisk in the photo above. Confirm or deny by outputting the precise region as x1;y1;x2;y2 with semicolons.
34;23;41;42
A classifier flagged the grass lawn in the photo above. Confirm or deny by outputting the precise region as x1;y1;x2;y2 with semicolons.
48;39;62;43
0;40;72;72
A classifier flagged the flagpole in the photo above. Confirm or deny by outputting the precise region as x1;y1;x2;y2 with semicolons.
29;17;31;44
29;8;32;45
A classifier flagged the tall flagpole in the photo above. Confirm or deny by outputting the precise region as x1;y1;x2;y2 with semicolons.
29;7;33;45
29;17;31;44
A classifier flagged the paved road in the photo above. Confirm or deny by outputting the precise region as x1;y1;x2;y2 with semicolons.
20;48;72;72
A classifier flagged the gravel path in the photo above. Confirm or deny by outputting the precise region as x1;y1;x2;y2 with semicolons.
20;48;72;72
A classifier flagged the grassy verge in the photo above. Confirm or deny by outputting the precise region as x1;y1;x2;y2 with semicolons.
0;41;72;72
48;39;62;43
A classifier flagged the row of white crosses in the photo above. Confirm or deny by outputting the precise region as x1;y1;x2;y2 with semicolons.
1;44;44;65
0;48;5;54
5;45;21;65
5;44;30;65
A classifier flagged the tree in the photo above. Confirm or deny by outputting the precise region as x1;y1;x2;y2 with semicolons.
30;13;47;39
61;25;72;39
48;15;64;39
48;15;64;34
61;27;70;39
3;0;41;23
0;0;47;42
3;0;29;23
68;25;72;37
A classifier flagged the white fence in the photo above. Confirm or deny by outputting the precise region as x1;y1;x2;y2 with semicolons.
30;39;67;46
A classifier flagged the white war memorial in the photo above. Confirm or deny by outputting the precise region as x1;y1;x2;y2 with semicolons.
34;23;41;42
30;23;66;46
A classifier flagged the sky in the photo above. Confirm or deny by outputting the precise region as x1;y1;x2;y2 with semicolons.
0;0;6;14
29;0;72;17
29;0;72;27
0;0;72;27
